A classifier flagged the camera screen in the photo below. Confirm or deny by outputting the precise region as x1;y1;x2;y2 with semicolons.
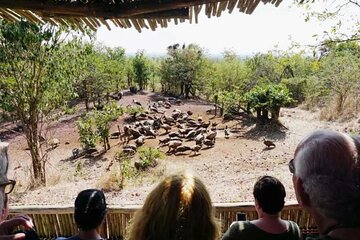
236;212;246;221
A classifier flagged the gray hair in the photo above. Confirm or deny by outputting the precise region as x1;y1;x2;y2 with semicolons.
294;130;360;226
0;142;9;211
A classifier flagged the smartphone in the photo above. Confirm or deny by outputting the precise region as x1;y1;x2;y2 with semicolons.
236;212;246;221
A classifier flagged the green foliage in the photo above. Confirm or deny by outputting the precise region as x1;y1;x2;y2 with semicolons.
317;51;360;115
132;50;151;90
126;106;145;119
244;84;293;120
137;146;165;170
75;43;127;111
76;113;99;149
77;101;124;150
99;152;134;191
75;161;85;177
160;44;206;98
0;20;83;183
217;90;241;115
297;0;360;47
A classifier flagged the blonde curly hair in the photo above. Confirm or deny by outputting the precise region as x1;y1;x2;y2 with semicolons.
127;172;219;240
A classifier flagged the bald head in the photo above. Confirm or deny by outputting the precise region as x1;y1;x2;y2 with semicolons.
294;130;360;226
295;130;359;179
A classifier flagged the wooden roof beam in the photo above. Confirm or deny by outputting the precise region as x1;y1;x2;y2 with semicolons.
0;0;274;19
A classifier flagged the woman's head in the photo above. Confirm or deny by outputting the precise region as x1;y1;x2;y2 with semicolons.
253;176;286;215
128;172;219;240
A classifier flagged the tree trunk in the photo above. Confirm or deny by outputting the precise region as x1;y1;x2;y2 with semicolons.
261;109;269;121
127;73;131;87
106;137;110;150
85;98;90;112
22;115;45;184
255;107;261;120
214;95;218;116
271;107;281;120
184;84;190;99
336;94;345;113
83;81;90;112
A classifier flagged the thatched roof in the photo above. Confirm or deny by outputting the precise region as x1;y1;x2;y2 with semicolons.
0;0;283;32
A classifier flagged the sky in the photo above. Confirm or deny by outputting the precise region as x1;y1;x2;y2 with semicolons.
95;1;342;56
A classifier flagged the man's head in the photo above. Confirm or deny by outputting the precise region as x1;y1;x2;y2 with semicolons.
253;175;286;215
74;189;107;231
292;130;360;226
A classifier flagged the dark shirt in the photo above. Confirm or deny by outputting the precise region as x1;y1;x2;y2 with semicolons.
222;220;301;240
56;236;105;240
306;236;338;240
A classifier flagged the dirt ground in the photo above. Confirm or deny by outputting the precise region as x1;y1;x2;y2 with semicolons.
1;91;350;207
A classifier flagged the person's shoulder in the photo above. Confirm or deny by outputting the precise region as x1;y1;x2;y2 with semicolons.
305;235;336;240
287;220;300;229
229;220;252;230
222;221;252;240
55;236;80;240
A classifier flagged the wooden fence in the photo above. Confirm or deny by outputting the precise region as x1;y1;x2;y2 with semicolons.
9;201;318;239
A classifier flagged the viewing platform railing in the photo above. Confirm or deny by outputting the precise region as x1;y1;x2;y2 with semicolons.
9;201;318;239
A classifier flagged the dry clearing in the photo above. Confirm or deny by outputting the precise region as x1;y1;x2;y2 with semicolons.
2;91;351;206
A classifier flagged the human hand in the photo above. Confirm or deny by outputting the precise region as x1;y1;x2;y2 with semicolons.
0;215;34;240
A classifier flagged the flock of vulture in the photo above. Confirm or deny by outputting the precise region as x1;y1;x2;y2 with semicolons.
116;97;231;157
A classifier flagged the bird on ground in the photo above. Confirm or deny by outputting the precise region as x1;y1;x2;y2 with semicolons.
133;99;142;106
224;126;230;139
190;143;202;155
263;138;276;149
203;139;215;148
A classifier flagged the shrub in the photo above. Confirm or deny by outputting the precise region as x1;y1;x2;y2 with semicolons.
137;147;165;170
244;84;293;121
76;113;98;150
77;102;124;151
98;152;134;191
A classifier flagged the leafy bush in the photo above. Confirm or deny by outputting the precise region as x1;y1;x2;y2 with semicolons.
137;147;165;170
281;77;307;104
76;113;98;150
98;152;134;191
217;90;241;116
126;106;144;120
77;102;124;151
244;84;293;121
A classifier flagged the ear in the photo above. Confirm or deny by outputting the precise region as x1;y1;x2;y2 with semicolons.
294;176;311;208
254;198;260;209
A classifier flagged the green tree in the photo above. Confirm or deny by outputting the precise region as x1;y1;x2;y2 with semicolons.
0;20;82;184
77;101;124;151
244;84;293;121
318;51;360;114
75;44;127;111
133;50;151;91
160;44;206;98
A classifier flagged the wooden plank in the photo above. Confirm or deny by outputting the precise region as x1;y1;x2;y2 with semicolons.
0;0;240;19
132;8;189;19
99;17;111;30
246;0;260;14
0;9;18;22
8;202;317;238
0;8;20;21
